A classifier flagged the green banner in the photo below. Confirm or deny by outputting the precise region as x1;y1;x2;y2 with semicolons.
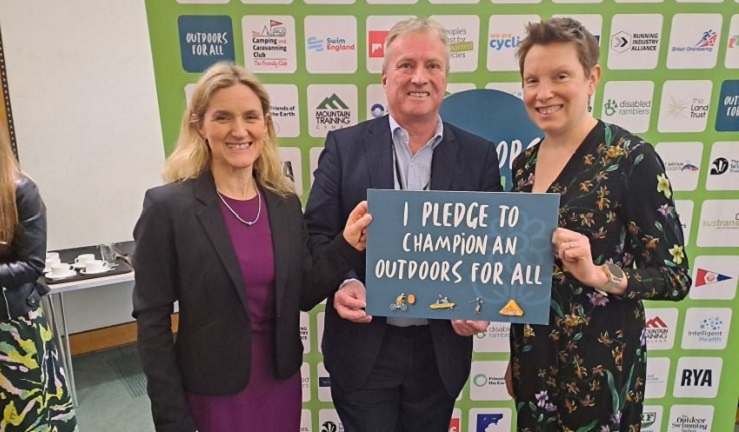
145;1;739;430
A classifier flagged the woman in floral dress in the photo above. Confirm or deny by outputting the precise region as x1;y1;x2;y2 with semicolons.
506;17;692;432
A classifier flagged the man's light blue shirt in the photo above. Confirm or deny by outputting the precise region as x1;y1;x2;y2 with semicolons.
386;114;443;327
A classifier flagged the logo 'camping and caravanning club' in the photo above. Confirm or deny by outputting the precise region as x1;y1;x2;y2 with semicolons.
730;34;738;49
315;94;352;129
256;19;286;37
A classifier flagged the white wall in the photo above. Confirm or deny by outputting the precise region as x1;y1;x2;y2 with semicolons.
0;0;165;332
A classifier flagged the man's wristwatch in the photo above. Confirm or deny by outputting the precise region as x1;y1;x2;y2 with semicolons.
602;263;625;292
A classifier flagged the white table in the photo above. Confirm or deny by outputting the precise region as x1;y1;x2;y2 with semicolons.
44;272;135;406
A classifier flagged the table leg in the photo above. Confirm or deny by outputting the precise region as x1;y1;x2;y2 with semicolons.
58;293;78;407
44;294;76;407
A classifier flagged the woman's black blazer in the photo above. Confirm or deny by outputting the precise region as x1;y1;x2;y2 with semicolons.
132;172;361;432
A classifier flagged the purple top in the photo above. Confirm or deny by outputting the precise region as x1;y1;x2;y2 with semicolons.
186;189;301;431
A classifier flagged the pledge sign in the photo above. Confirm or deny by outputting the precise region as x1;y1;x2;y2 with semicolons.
365;189;559;324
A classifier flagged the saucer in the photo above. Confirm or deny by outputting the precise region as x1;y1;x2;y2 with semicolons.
47;271;77;280
80;268;109;275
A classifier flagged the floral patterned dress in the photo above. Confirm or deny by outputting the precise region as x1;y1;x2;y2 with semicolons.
509;121;691;432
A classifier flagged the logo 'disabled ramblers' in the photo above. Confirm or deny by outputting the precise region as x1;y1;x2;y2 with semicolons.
604;99;618;116
729;35;738;49
315;94;352;129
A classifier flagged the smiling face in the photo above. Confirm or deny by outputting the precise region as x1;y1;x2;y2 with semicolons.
198;83;268;178
521;42;600;139
382;31;448;127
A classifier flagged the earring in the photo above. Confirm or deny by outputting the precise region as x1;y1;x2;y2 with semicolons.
587;95;593;113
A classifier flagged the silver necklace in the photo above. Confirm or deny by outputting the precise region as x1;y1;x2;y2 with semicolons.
217;188;261;226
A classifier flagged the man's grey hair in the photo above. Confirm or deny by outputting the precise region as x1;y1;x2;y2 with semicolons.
382;17;450;74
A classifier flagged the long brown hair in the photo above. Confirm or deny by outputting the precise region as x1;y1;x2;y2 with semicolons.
0;129;19;243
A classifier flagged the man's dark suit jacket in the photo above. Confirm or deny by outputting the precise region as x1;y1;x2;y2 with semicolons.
305;116;503;397
132;171;362;432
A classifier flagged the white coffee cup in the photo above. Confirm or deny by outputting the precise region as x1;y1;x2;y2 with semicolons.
84;260;109;274
46;252;60;261
44;256;61;271
50;263;74;278
75;254;96;264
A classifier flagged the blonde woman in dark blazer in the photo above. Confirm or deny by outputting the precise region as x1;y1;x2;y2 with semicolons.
133;62;371;432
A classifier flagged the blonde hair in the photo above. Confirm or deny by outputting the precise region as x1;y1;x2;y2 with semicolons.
163;62;294;196
0;130;19;243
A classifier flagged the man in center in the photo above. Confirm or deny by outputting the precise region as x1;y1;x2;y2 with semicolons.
305;18;503;431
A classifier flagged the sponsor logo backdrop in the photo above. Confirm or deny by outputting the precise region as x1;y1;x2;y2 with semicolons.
145;1;738;430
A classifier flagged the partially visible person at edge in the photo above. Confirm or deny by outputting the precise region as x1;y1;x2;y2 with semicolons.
505;17;691;432
132;62;372;432
0;131;78;431
304;18;502;432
